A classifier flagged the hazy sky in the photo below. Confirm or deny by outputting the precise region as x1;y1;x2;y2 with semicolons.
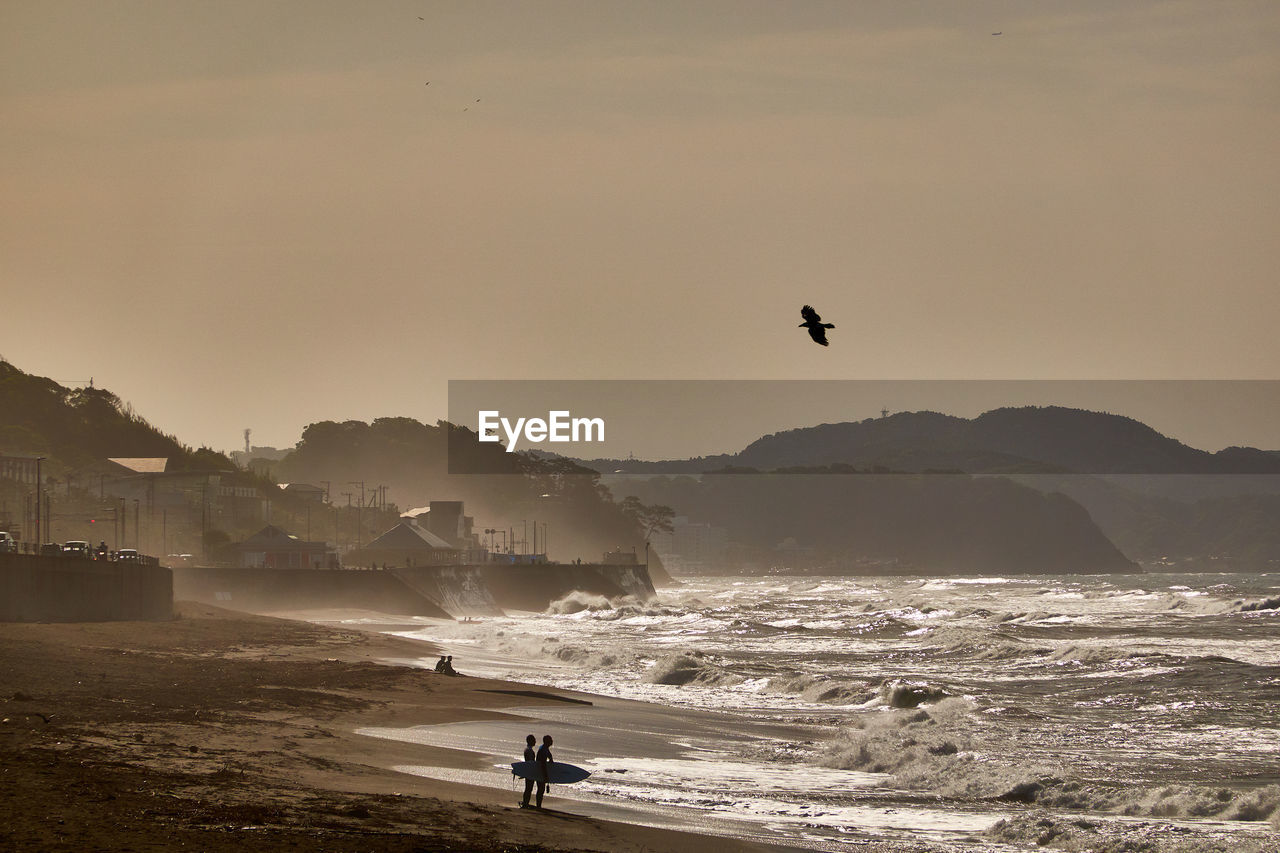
3;1;1278;453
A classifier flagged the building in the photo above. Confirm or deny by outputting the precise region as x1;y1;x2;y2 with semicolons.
0;455;41;485
75;458;223;510
277;483;326;503
349;520;460;567
400;501;484;560
230;525;334;569
649;516;728;573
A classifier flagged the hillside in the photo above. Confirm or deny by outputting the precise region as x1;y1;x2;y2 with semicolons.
0;362;670;576
621;471;1136;575
576;407;1280;477
576;406;1280;572
274;418;669;574
734;407;1280;475
0;360;231;472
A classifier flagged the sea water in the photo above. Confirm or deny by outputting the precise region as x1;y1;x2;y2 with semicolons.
352;572;1280;851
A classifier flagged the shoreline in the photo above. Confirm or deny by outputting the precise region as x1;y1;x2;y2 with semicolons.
1;602;938;852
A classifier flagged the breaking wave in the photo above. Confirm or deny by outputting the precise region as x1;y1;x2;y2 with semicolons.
764;673;873;705
546;591;615;614
820;702;1280;824
545;591;682;619
988;810;1280;852
919;625;1039;662
644;651;743;687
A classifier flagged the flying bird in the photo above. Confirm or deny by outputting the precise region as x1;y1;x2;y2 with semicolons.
799;305;835;346
992;31;1002;35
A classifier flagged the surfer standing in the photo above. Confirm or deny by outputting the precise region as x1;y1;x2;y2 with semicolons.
535;735;554;809
519;734;537;808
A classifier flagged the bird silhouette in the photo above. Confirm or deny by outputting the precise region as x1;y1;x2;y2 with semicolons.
799;305;835;346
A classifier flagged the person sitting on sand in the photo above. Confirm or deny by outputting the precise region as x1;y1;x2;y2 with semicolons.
519;734;537;808
534;734;554;808
441;655;457;676
433;655;447;672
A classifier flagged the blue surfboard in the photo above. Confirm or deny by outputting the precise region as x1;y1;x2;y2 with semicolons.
510;760;591;784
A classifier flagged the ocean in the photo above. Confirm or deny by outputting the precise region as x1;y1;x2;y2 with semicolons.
349;572;1280;852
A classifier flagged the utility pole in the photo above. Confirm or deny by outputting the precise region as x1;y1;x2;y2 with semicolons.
35;457;45;544
200;483;208;564
348;481;364;547
341;493;353;549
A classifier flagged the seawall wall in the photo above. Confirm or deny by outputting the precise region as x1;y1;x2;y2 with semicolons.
0;553;172;622
170;563;657;619
171;567;453;618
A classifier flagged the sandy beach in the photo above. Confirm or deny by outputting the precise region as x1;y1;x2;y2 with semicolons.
0;603;954;852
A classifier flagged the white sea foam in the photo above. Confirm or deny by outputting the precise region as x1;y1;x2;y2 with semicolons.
358;571;1280;851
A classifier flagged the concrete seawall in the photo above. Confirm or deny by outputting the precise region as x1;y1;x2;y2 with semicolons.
0;553;172;622
171;563;657;619
171;566;453;618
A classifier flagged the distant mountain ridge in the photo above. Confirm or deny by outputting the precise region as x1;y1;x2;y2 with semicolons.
569;405;1280;572
574;406;1280;476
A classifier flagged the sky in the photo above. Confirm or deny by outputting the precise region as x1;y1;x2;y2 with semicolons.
3;1;1278;454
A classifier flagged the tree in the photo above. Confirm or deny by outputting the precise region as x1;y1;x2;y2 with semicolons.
619;496;675;540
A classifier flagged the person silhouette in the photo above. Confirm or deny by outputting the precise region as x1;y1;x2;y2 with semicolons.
534;734;554;808
518;734;537;808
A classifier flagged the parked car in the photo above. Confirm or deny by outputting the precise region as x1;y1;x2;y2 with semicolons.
63;540;92;558
40;543;62;556
116;548;141;562
0;532;16;553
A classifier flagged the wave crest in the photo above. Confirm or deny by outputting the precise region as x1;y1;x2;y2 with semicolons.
644;651;742;687
766;673;874;705
989;808;1280;852
822;704;1280;825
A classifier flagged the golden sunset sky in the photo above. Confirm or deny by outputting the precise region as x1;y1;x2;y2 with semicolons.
3;1;1277;452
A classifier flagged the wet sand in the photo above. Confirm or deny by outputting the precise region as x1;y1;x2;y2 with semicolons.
0;602;949;852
